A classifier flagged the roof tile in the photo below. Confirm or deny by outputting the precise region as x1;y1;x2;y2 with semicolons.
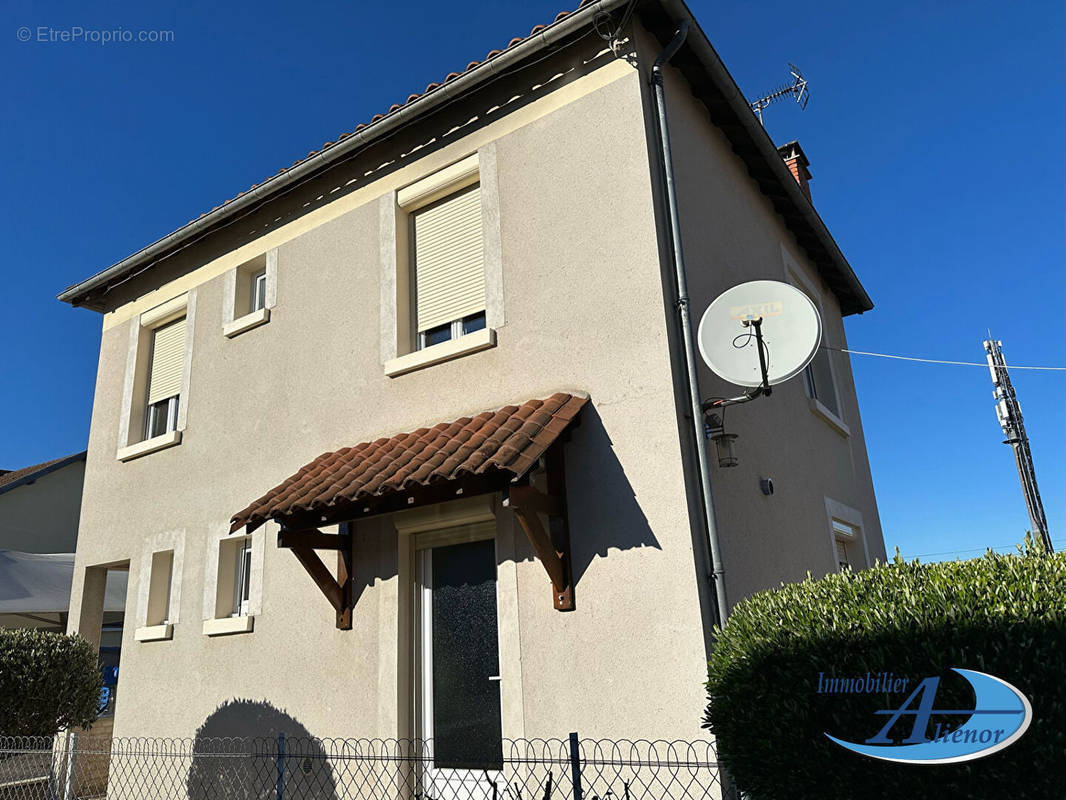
230;393;587;532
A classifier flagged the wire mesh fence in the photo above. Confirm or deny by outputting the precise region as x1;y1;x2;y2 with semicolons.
0;733;736;800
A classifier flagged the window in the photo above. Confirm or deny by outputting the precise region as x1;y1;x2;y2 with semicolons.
203;533;259;636
223;251;274;337
411;183;486;350
804;349;840;418
231;537;252;617
144;317;186;440
146;550;174;626
832;519;860;571
250;270;267;314
784;254;844;426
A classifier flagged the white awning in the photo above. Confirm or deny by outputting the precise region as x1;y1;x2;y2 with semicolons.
0;551;127;615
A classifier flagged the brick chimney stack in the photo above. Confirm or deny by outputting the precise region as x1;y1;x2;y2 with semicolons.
777;141;812;201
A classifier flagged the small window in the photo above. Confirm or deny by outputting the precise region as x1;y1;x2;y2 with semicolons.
832;519;860;571
231;537;252;617
144;317;186;440
212;535;257;624
805;349;840;418
250;270;267;314
146;550;175;626
411;184;486;351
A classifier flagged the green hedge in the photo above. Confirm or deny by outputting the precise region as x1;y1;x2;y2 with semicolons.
704;541;1065;799
0;628;103;737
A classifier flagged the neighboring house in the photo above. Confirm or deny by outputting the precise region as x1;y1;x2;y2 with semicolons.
58;0;884;747
0;452;85;555
0;451;125;655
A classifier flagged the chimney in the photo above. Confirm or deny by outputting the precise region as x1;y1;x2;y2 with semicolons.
777;141;812;201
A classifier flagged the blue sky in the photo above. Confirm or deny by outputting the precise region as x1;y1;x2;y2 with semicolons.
2;0;1062;561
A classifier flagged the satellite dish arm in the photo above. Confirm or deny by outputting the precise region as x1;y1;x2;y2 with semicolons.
703;318;773;409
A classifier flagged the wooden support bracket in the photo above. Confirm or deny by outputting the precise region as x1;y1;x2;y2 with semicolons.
281;526;353;630
504;443;575;611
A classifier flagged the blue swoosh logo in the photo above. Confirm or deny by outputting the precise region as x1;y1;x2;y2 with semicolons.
825;669;1032;764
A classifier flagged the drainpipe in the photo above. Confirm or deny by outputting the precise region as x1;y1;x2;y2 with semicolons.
650;23;729;628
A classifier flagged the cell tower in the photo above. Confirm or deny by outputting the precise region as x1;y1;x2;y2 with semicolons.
984;338;1053;552
750;63;809;125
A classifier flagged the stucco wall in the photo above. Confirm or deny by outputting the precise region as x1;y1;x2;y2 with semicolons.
70;52;712;743
630;25;886;609
0;459;85;553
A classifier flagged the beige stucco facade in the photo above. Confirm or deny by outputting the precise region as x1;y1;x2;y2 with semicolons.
65;17;882;747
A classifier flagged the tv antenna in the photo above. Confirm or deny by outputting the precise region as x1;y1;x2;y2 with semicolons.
750;63;809;125
697;280;822;466
984;337;1053;552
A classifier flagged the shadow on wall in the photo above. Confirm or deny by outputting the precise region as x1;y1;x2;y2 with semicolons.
188;700;338;800
561;402;662;588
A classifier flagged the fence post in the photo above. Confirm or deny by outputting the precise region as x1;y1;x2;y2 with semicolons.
276;732;286;800
61;731;76;800
567;731;583;800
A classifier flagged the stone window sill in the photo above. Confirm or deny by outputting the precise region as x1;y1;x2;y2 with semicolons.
203;616;255;637
384;328;496;377
134;623;173;642
117;430;182;462
809;398;850;438
224;308;270;338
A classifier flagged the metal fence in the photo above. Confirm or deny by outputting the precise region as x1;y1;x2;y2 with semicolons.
0;733;735;800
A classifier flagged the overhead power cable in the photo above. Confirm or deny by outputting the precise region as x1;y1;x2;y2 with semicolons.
824;346;1066;372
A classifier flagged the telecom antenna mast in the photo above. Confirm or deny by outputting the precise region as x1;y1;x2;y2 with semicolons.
984;338;1052;551
750;63;809;125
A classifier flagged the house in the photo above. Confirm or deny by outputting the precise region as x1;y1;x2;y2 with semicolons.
0;452;127;635
58;0;884;748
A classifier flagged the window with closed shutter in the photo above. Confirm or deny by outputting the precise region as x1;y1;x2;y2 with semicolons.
147;317;186;405
412;184;485;336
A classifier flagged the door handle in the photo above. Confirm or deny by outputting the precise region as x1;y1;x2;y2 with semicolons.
488;675;502;682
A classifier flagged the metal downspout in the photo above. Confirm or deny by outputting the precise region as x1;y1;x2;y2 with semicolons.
650;23;729;627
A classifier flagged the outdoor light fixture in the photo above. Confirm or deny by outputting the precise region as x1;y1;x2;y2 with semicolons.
704;413;739;468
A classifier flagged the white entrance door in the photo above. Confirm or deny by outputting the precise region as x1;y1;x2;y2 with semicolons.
417;538;504;798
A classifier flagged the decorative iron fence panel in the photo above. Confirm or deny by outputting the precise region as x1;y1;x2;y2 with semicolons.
0;734;735;800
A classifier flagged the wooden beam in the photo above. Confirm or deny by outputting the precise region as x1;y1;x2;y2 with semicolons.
278;528;350;550
502;484;562;516
336;523;353;630
513;508;568;591
545;441;575;611
511;442;575;611
290;544;344;613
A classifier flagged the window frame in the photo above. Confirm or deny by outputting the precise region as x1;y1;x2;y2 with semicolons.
381;148;503;377
134;530;185;642
782;250;849;435
223;250;276;338
202;526;265;636
824;498;868;574
118;294;192;461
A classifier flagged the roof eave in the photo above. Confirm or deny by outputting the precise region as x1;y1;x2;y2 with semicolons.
58;0;872;316
56;0;634;311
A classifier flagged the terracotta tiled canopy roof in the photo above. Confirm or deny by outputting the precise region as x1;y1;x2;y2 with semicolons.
231;393;587;533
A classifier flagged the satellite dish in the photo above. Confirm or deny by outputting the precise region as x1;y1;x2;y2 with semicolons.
697;280;822;388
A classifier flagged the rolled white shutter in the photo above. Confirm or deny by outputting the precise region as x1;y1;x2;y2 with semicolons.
413;184;485;333
147;317;186;405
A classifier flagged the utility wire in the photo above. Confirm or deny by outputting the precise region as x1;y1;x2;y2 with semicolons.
905;539;1066;560
824;346;1066;372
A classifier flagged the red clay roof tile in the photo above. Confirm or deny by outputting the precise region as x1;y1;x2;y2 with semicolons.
230;393;587;533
